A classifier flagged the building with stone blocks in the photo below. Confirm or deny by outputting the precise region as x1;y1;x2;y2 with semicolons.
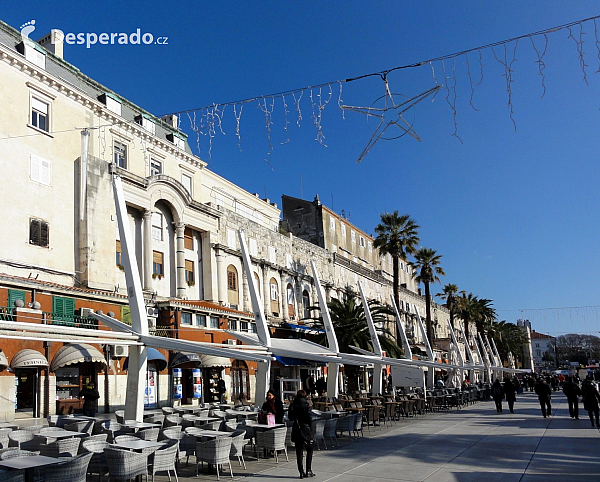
0;18;458;420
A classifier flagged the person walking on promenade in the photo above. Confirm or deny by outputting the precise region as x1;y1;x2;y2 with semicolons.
504;376;517;413
80;381;100;417
492;378;504;413
288;389;315;478
562;376;581;419
535;377;552;418
581;378;600;428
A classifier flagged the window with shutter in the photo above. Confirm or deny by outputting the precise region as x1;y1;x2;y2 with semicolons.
8;290;26;309
152;251;164;276
30;155;51;186
31;97;49;131
29;218;49;247
184;227;193;250
52;296;75;323
185;260;194;283
116;240;122;266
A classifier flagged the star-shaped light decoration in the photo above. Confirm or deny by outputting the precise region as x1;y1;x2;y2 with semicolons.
341;76;441;163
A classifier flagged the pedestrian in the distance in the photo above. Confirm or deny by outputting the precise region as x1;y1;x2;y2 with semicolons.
581;378;600;428
535;378;552;418
503;376;517;413
217;376;226;403
492;378;504;413
562;376;581;420
288;389;315;479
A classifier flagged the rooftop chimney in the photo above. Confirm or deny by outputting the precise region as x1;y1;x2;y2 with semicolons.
161;114;178;129
37;29;64;59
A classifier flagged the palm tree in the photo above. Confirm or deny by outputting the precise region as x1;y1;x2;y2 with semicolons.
457;292;478;346
490;320;529;365
474;298;497;336
373;211;420;314
437;283;458;331
409;248;445;346
311;295;403;393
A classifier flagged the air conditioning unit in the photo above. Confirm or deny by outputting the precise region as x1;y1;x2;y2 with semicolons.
147;307;158;318
226;339;237;346
79;308;94;317
112;345;129;358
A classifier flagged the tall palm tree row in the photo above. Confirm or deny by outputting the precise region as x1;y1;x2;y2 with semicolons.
409;248;445;345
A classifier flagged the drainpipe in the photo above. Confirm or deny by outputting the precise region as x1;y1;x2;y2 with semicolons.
43;341;51;418
104;345;111;414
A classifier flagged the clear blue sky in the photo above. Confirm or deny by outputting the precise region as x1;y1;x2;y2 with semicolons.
5;1;600;336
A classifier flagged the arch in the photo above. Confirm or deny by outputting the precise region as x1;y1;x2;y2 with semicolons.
286;283;295;318
253;272;261;297
146;176;190;223
230;359;250;402
302;290;311;318
269;277;279;317
227;265;239;307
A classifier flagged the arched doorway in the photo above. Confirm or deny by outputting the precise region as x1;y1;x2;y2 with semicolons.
230;360;250;403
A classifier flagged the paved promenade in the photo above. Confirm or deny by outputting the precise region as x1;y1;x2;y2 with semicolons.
177;391;599;482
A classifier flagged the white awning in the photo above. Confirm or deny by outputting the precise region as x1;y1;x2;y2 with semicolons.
10;349;48;369
200;355;231;368
0;350;9;369
50;343;106;372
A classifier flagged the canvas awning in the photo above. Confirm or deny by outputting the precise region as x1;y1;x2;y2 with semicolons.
171;352;202;368
283;323;325;335
200;355;231;368
10;349;48;368
50;343;106;372
123;347;168;371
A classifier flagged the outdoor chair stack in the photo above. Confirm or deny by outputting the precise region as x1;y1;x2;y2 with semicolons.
195;436;233;480
352;413;364;438
44;452;93;482
335;415;356;439
255;426;288;462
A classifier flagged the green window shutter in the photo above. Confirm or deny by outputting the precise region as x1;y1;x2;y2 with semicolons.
53;296;75;323
8;290;26;308
121;306;132;325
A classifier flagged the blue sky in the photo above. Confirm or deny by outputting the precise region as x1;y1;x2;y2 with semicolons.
4;1;600;336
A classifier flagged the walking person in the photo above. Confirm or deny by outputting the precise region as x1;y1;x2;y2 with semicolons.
79;381;100;417
217;375;226;403
535;377;552;418
288;390;315;478
503;376;517;413
581;378;600;428
562;376;581;419
492;378;504;413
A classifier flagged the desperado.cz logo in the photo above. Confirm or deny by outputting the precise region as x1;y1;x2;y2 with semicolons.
20;19;168;49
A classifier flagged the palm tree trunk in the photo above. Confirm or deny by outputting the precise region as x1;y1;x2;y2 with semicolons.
449;295;454;331
424;282;433;346
392;255;400;340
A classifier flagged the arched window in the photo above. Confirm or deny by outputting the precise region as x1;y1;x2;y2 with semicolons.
231;360;250;402
227;265;239;308
253;272;261;297
269;277;279;317
302;290;311;318
287;283;295;318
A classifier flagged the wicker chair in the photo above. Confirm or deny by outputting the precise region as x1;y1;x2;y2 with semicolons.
22;426;43;435
39;437;81;458
352;413;364;438
64;420;95;435
44;452;92;482
204;421;223;431
136;427;159;442
323;418;338;448
8;430;34;449
208;410;227;420
255;426;288;463
312;419;326;450
223;421;238;432
164;415;183;428
82;439;110;481
159;426;182;441
229;430;247;469
104;446;148;482
145;415;165;426
48;415;74;428
335;415;355;439
0;470;24;482
114;434;139;444
180;418;195;430
195;437;233;480
149;439;178;482
99;421;123;443
0;449;38;460
161;407;175;415
114;410;125;424
0;428;12;449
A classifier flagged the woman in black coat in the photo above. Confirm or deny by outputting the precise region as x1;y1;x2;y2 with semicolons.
503;377;517;413
261;389;285;424
288;389;315;478
581;379;600;427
